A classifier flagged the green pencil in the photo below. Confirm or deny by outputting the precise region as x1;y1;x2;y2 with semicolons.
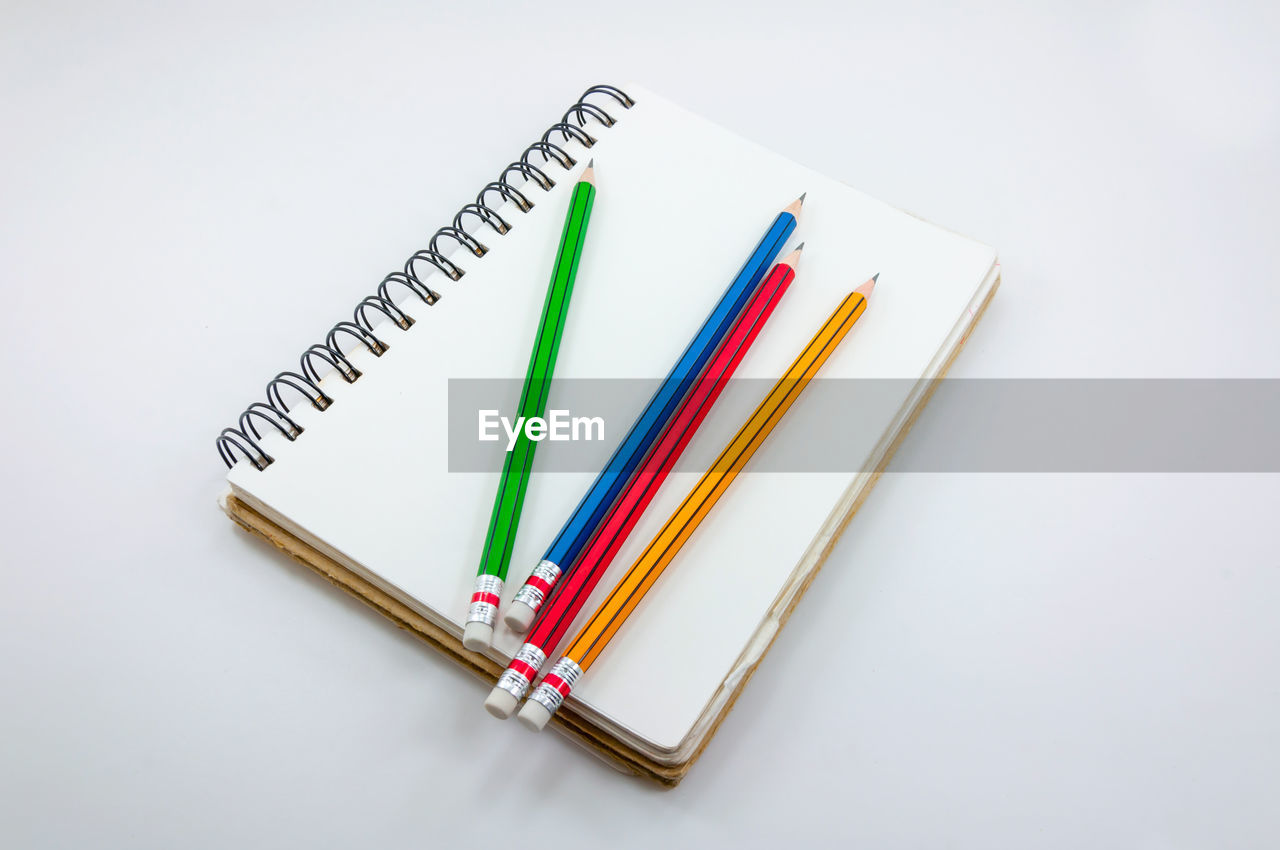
462;161;596;652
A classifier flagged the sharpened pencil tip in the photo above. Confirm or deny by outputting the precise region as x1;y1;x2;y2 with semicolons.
799;192;807;204
854;274;878;299
872;273;879;282
795;242;805;252
587;158;594;167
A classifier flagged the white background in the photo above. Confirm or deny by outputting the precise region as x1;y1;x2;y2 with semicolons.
2;1;1277;847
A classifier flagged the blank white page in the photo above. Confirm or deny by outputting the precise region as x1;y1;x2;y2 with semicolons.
227;84;997;757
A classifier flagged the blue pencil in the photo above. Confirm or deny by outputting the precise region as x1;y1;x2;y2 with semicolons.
503;195;804;631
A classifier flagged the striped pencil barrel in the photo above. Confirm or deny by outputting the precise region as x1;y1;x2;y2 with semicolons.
484;250;803;717
518;277;878;729
502;197;805;633
461;163;597;651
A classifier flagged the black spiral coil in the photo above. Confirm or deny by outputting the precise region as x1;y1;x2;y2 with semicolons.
217;85;634;471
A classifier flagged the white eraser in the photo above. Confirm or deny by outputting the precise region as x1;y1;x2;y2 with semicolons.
503;600;537;633
484;687;518;719
462;621;493;653
516;699;553;732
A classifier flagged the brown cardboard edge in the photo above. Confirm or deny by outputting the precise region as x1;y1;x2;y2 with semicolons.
223;494;687;786
222;272;1000;787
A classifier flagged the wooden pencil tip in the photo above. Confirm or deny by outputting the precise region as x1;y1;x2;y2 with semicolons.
795;242;805;252
579;159;596;185
872;272;879;282
782;194;805;218
854;274;878;299
779;245;804;268
798;192;807;205
587;158;594;168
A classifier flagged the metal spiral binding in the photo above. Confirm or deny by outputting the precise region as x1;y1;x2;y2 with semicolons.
217;84;634;471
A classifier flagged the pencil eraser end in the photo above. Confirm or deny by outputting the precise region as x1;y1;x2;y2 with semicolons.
484;687;518;719
504;600;537;633
462;621;493;653
517;699;553;732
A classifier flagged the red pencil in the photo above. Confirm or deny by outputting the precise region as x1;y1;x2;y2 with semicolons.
484;245;803;717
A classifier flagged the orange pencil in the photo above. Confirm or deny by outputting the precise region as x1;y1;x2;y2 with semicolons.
517;276;878;730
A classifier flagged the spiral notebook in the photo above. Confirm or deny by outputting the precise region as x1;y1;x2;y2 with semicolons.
216;83;1000;785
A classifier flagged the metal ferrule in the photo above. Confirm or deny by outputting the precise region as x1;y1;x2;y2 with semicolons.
527;657;584;716
511;560;562;611
494;643;547;700
466;573;504;627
